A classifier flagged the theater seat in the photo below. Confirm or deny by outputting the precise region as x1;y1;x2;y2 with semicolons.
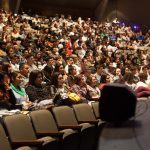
29;109;79;150
52;105;98;150
0;123;34;150
3;114;58;150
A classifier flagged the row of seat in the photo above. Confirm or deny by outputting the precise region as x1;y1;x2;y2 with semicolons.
0;102;101;150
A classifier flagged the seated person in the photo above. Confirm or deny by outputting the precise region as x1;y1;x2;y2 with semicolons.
71;74;89;103
0;71;13;110
135;73;150;97
86;75;101;101
10;71;32;110
52;72;72;105
99;74;111;90
26;70;53;102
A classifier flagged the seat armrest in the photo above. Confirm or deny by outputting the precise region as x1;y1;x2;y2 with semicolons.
78;120;99;125
59;125;82;130
12;140;43;146
37;131;64;137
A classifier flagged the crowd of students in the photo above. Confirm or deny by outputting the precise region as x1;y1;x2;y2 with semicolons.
0;8;150;111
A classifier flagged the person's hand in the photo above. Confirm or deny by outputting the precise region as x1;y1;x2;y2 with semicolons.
3;82;10;90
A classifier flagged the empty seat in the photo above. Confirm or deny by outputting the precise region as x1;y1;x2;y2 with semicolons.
29;109;79;150
0;123;33;150
52;105;98;150
72;103;99;125
3;114;58;150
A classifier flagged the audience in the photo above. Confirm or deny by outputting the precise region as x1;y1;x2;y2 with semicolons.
0;8;150;110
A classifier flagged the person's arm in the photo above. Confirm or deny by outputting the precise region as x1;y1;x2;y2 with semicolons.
25;85;38;102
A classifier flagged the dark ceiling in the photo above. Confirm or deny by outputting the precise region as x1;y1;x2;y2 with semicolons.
21;0;103;10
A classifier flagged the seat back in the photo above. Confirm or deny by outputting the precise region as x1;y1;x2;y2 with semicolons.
3;114;37;141
30;109;58;133
91;102;100;119
98;121;141;150
100;83;137;123
52;106;78;126
0;123;11;150
73;103;97;122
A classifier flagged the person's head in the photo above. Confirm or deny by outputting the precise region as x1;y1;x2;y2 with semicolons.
115;68;121;76
11;71;23;87
46;56;54;66
96;64;103;75
125;67;130;75
29;70;44;87
83;66;92;77
35;51;42;60
142;66;148;74
74;74;86;86
52;72;64;88
0;71;10;85
87;75;98;87
6;47;15;57
67;57;74;65
105;57;111;65
100;74;111;83
10;54;19;64
68;65;77;76
131;66;139;75
19;63;29;77
55;56;63;65
139;73;148;82
123;72;134;84
54;64;64;74
22;49;29;57
25;54;35;66
2;62;12;74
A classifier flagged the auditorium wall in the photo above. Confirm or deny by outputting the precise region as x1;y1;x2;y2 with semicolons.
1;0;150;28
95;0;150;28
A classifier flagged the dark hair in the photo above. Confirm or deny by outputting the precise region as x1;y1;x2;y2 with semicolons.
123;72;134;84
139;73;147;82
25;54;34;60
29;70;43;86
0;71;8;83
51;72;62;88
100;74;107;83
2;62;11;74
54;64;64;73
74;75;82;85
19;63;26;70
68;65;74;75
45;56;54;62
11;71;20;83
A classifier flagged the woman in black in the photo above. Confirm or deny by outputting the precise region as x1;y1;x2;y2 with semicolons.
0;71;16;110
26;70;54;102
